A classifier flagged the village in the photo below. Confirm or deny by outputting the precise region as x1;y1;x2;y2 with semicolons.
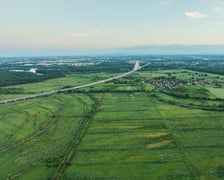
150;74;215;91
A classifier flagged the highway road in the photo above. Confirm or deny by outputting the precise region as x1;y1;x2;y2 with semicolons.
0;61;150;104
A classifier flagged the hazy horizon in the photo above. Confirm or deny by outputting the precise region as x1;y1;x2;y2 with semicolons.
1;44;224;57
1;0;224;56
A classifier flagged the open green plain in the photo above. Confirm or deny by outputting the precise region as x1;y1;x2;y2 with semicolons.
0;69;224;179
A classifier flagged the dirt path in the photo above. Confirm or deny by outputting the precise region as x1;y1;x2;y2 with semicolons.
51;95;102;180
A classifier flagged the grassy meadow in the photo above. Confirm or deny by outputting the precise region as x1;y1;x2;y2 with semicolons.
0;69;224;179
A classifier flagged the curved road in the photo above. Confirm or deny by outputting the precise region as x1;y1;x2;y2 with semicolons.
0;62;150;104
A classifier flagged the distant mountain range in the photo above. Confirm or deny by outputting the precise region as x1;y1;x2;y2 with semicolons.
113;45;224;55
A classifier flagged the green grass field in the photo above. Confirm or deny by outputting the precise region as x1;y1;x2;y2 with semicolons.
0;69;224;179
62;92;224;179
207;87;224;99
1;72;118;94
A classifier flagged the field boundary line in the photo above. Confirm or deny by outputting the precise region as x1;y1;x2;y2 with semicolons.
51;94;102;180
152;96;200;180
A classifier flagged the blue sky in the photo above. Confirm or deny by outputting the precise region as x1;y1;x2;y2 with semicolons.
0;0;224;56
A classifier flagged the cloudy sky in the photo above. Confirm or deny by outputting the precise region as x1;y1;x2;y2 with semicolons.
0;0;224;56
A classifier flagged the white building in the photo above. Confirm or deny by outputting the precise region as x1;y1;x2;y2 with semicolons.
29;68;37;73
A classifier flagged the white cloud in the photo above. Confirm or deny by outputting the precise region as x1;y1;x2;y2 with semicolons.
71;33;90;38
185;11;206;19
212;7;223;12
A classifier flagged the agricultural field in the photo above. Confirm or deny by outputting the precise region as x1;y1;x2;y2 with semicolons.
0;93;94;179
0;62;224;179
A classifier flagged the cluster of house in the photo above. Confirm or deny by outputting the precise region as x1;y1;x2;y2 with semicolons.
151;77;214;91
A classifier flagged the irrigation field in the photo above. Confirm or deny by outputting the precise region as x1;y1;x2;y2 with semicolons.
0;69;224;179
